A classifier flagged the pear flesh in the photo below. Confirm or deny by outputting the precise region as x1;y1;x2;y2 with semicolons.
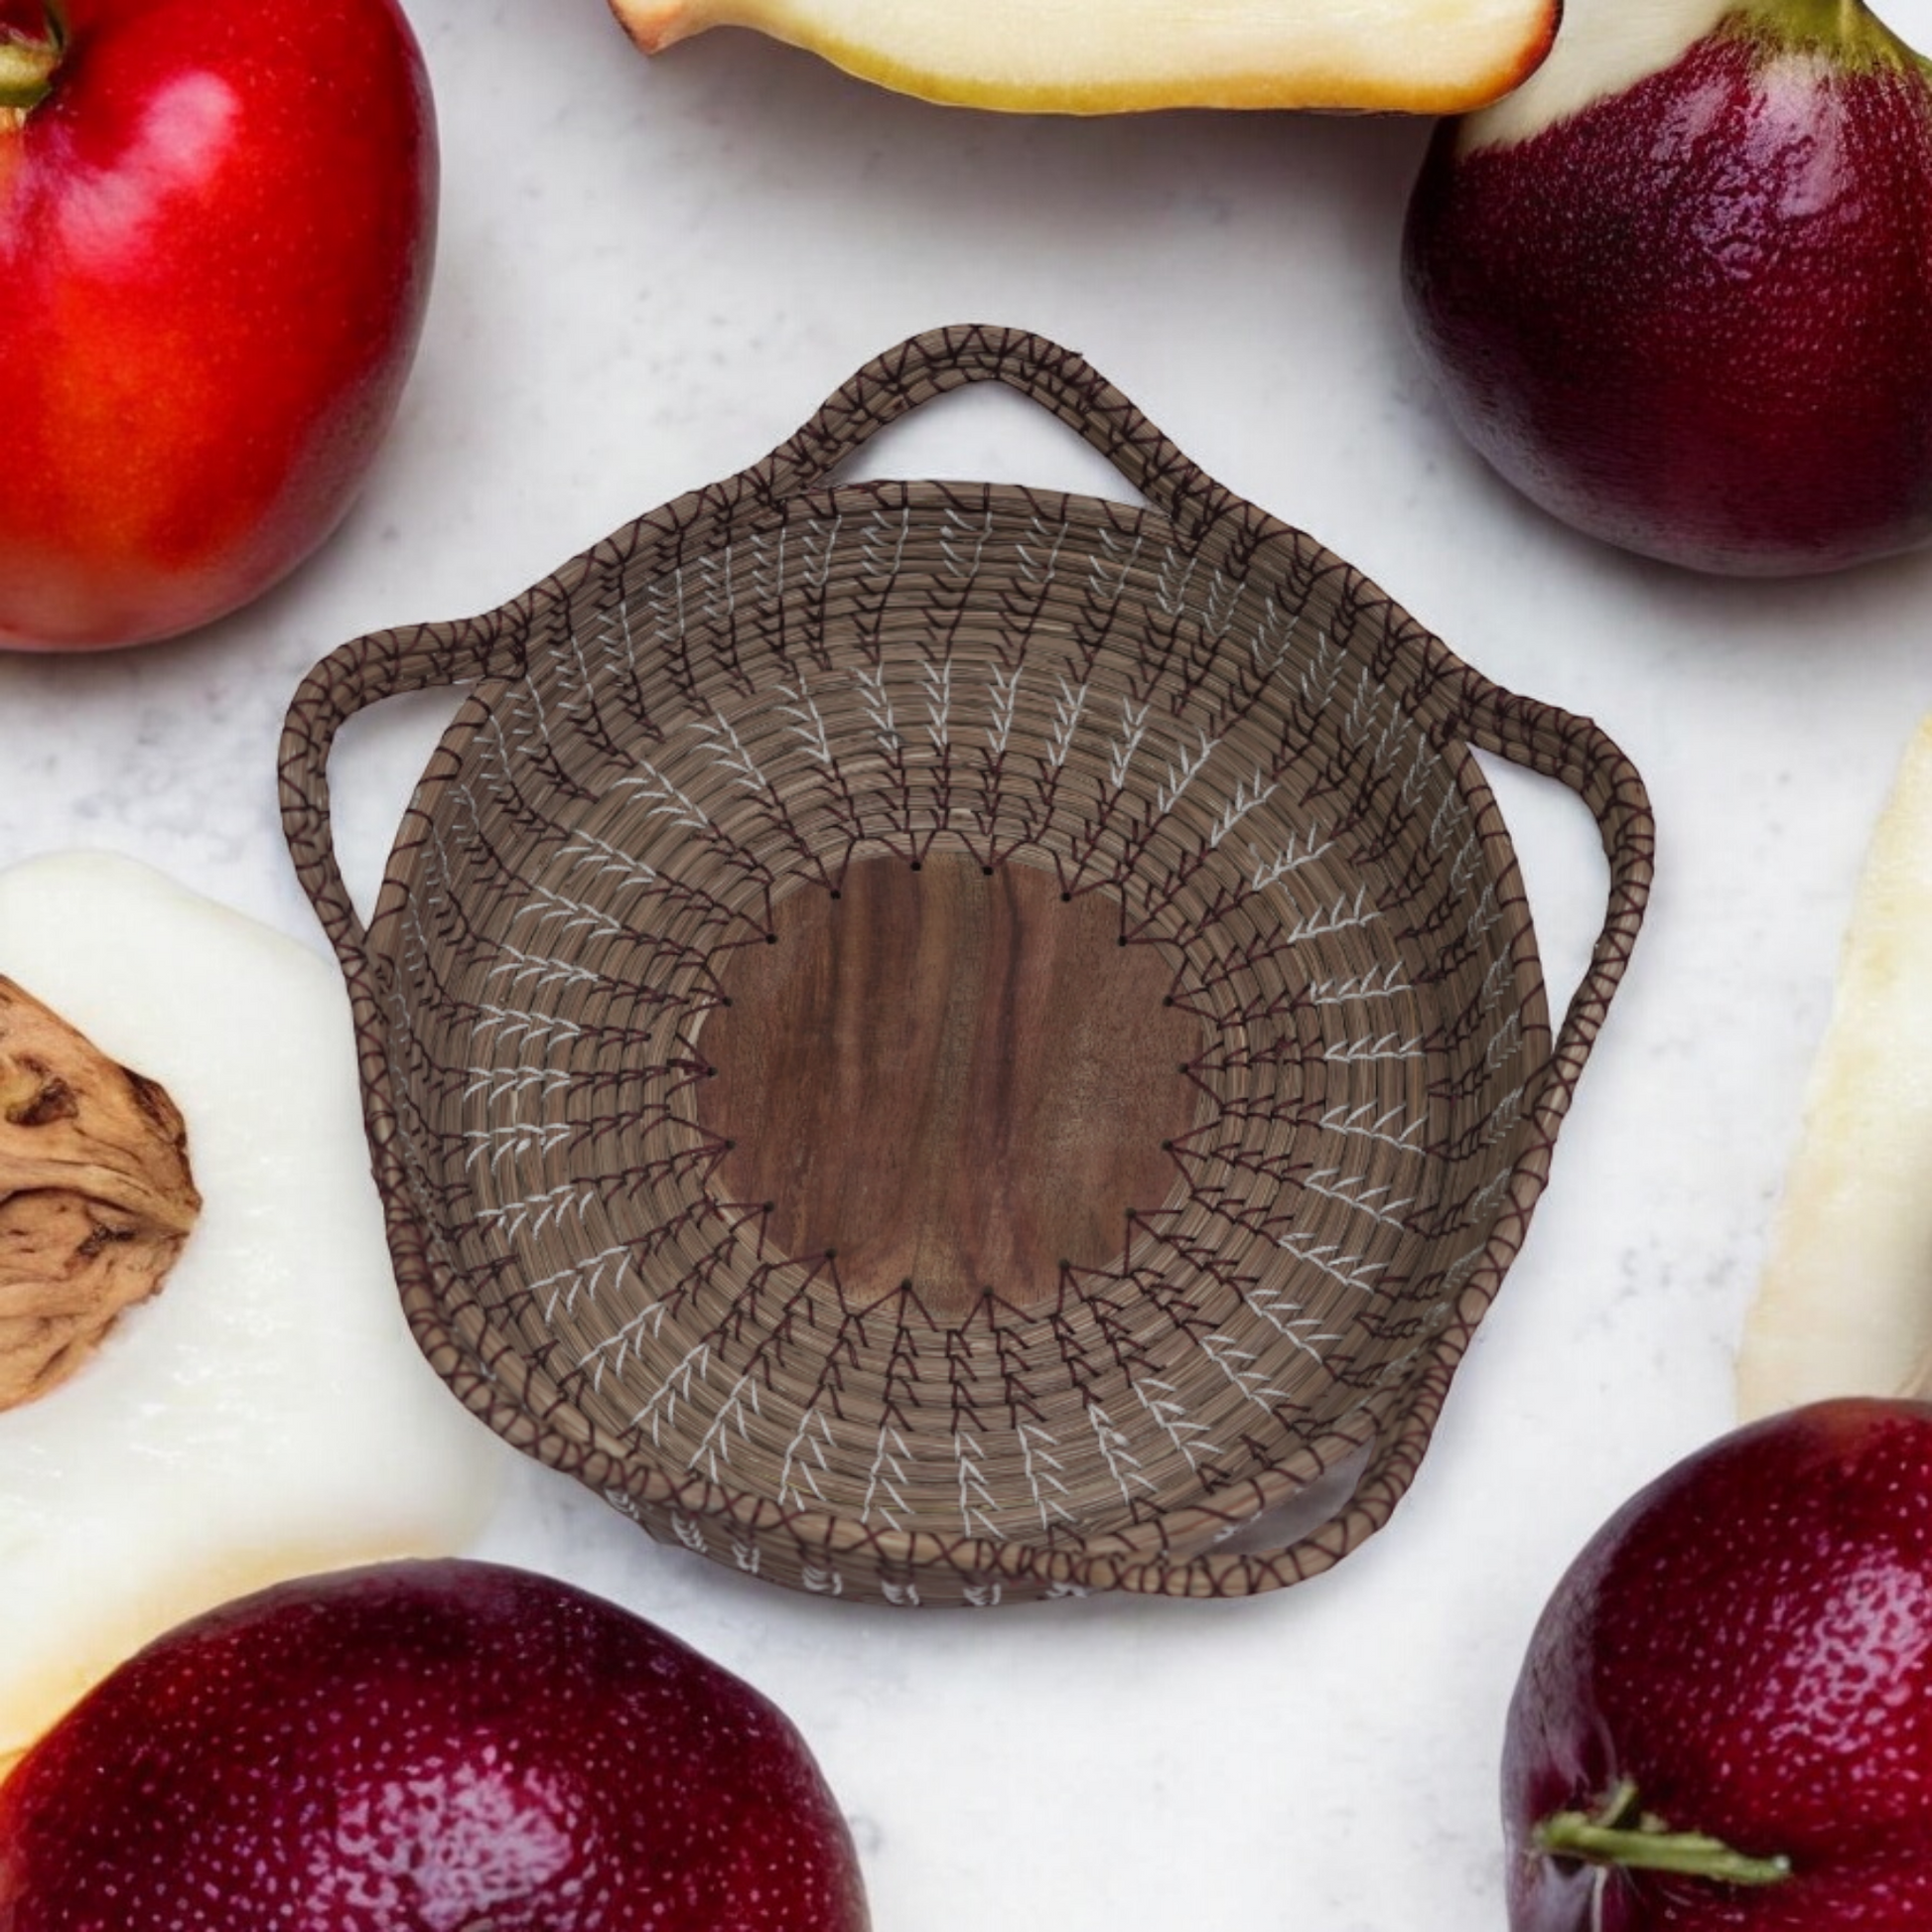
0;853;508;1768
610;0;1562;113
1741;719;1932;1419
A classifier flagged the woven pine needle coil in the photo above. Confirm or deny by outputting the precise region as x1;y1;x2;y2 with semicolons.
280;325;1653;1606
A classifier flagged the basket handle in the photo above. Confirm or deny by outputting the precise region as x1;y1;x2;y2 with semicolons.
1440;667;1654;1184
1036;679;1654;1600
278;325;1204;963
747;323;1243;538
760;330;1655;1196
278;614;525;964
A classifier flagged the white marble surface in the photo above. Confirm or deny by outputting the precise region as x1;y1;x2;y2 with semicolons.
7;3;1932;1926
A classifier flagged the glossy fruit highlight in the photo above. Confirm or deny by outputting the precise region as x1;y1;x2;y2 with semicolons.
1505;1399;1932;1930
1403;0;1932;576
0;1559;872;1932
0;0;437;649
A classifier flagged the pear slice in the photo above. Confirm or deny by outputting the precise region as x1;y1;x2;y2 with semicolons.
610;0;1561;114
0;852;511;1770
1740;718;1932;1419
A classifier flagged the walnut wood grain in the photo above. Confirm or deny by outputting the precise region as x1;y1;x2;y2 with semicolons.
698;855;1203;1318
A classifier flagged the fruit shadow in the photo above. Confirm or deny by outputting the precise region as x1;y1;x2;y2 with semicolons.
650;26;1437;310
416;8;1443;568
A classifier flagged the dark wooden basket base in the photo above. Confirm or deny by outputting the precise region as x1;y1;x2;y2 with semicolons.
279;325;1654;1603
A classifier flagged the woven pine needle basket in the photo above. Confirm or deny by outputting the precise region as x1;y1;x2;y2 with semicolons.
280;325;1653;1606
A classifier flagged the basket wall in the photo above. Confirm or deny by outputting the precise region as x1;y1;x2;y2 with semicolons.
282;326;1653;1604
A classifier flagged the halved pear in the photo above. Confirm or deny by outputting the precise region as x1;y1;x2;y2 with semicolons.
0;853;510;1769
1740;718;1932;1419
610;0;1563;114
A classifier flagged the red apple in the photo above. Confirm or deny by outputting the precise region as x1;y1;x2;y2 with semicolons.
0;0;436;650
1504;1398;1932;1931
1402;0;1932;576
0;1559;872;1931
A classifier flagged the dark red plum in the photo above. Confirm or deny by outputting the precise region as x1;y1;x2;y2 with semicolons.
1505;1399;1932;1930
1404;0;1932;576
0;1559;871;1932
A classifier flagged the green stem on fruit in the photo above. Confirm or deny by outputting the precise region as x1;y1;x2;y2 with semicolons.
0;5;62;118
1734;0;1927;70
1534;1780;1792;1888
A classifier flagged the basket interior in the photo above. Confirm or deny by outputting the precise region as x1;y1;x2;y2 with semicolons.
365;483;1550;1563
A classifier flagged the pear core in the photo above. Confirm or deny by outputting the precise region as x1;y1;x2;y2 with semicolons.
0;978;202;1411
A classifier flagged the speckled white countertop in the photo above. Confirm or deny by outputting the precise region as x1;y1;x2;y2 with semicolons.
7;3;1932;1926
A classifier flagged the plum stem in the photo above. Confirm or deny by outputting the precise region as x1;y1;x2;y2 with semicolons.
0;4;61;117
1746;0;1928;67
1534;1780;1792;1887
